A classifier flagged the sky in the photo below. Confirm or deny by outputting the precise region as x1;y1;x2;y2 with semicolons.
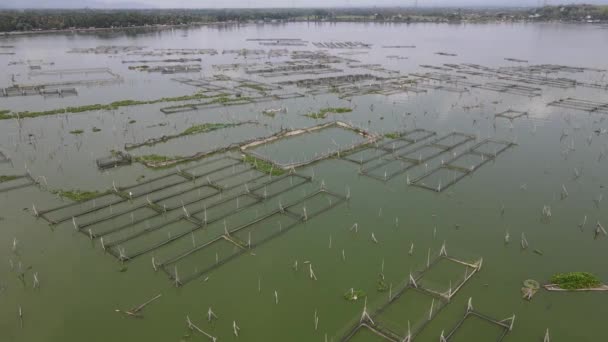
2;0;608;9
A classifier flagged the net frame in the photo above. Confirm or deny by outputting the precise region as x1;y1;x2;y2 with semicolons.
0;174;36;193
411;138;515;192
341;251;482;342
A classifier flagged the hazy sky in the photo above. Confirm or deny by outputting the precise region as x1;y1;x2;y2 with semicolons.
96;0;608;7
4;0;608;8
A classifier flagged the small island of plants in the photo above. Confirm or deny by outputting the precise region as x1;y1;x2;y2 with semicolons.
550;272;602;290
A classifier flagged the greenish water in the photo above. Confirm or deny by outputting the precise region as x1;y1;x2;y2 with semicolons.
1;22;607;342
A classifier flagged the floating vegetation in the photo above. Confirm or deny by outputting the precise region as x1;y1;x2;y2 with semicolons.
126;122;256;150
305;107;353;119
0;92;225;120
159;95;255;114
51;189;103;202
0;175;20;183
376;275;389;292
384;132;400;139
549;272;602;290
92;127;102;132
135;154;184;165
0;110;10;119
238;83;268;92
69;129;84;135
343;288;366;301
243;155;285;176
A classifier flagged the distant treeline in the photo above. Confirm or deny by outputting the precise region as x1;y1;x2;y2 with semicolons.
0;5;607;32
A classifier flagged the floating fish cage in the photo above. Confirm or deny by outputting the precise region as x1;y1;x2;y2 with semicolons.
340;249;482;342
548;98;608;115
312;41;372;49
278;74;380;88
159;93;304;114
1;85;78;98
122;58;202;64
472;82;542;97
96;151;132;170
495;109;528;120
442;299;514;341
37;155;351;287
68;45;146;54
161;188;346;286
242;121;379;170
411;139;516;192
360;132;475;182
0;174;36;193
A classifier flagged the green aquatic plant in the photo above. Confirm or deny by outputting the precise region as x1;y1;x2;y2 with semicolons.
550;272;602;290
343;289;366;301
0;92;228;120
243;155;285;176
92;127;102;132
0;175;20;183
377;275;389;292
69;129;84;135
135;154;181;164
384;132;401;139
305;107;352;119
51;189;102;202
160;95;252;112
181;123;237;136
128;119;137;124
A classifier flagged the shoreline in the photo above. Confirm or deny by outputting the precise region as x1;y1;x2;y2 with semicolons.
1;19;606;38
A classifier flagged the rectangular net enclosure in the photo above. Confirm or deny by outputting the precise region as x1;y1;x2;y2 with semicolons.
79;206;160;237
284;189;347;220
342;147;389;165
242;121;378;170
39;192;125;224
100;214;185;243
0;174;36;193
548;97;608;114
212;169;266;189
230;212;300;248
152;184;220;211
155;186;346;286
249;174;311;199
472;82;542;97
181;155;243;179
345;324;400;342
340;247;482;342
186;193;261;225
161;237;246;286
119;173;190;199
103;174;312;263
361;132;475;182
107;218;200;261
411;138;515;192
495;109;528;120
442;298;515;342
363;159;416;181
150;202;289;264
374;288;446;340
377;129;437;154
